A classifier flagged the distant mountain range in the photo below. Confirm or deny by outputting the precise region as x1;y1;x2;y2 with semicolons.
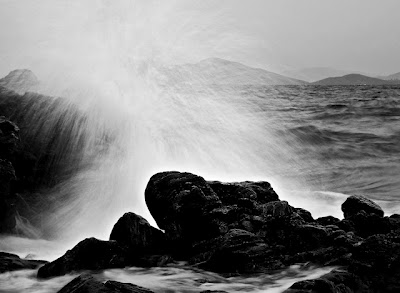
380;72;400;80
165;60;400;86
1;59;399;89
281;67;370;83
162;58;307;86
312;74;400;86
282;67;400;84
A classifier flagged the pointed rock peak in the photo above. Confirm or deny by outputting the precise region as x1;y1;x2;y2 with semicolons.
0;69;39;93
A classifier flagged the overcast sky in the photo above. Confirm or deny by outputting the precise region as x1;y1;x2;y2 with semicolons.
0;0;399;78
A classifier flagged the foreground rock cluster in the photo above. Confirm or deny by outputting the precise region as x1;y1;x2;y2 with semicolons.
29;171;400;292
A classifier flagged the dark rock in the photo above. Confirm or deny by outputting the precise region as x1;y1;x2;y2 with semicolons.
110;212;166;253
0;159;17;232
295;208;314;222
258;210;330;253
189;236;225;266
0;116;19;156
105;280;155;293
336;219;355;233
262;200;294;218
351;233;400;271
0;159;16;182
49;171;400;292
145;171;222;247
38;238;128;278
0;251;47;273
296;224;330;248
286;269;367;293
290;246;352;267
345;211;391;238
57;274;107;293
0;115;19;232
316;216;340;226
348;233;400;292
286;278;337;293
57;274;155;293
342;195;384;219
134;254;174;267
332;231;362;248
207;180;279;205
200;229;270;273
388;214;400;230
0;159;16;196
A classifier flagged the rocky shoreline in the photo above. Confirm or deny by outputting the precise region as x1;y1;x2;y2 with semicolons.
2;170;398;292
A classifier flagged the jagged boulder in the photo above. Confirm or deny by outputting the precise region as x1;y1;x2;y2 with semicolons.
145;171;222;246
342;195;384;219
317;216;340;226
57;274;155;293
200;229;269;273
144;171;283;251
262;200;294;218
38;238;128;278
207;181;279;205
110;212;166;253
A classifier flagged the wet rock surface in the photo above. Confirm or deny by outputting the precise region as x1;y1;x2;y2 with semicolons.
109;212;166;254
286;269;368;293
342;194;384;219
37;238;129;278
145;171;223;248
57;274;155;293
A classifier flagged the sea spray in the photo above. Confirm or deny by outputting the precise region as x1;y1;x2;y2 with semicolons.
0;1;316;242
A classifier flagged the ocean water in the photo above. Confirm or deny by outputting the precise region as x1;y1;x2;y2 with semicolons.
249;85;400;208
1;84;399;292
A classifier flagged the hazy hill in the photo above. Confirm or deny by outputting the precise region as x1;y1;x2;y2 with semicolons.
163;58;307;86
381;72;400;80
312;74;400;85
281;67;368;82
0;69;39;94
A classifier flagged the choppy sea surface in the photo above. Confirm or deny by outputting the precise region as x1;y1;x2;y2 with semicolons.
243;85;400;213
1;85;399;292
292;86;398;199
